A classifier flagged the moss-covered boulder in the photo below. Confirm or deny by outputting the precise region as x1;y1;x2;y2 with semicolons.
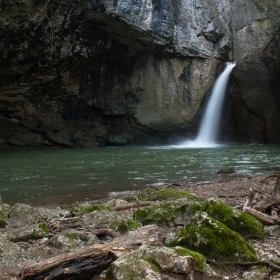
202;198;265;237
70;202;111;216
48;229;100;251
124;188;200;203
170;212;257;262
72;211;142;234
8;203;59;228
0;196;8;228
99;245;196;280
134;199;202;227
7;223;49;242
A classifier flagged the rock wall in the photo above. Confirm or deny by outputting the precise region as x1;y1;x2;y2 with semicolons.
0;0;279;146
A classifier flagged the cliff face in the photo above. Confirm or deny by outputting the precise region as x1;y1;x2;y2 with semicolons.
0;0;279;147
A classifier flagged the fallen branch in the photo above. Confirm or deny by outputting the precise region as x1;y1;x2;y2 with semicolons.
253;195;280;212
243;207;280;225
113;202;152;211
206;259;280;272
18;225;167;280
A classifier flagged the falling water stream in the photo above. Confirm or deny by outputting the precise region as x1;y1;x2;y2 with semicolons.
179;62;236;148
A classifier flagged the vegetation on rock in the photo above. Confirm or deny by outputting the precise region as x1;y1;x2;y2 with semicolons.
170;211;257;262
202;198;265;237
133;200;202;227
0;196;8;228
71;203;112;215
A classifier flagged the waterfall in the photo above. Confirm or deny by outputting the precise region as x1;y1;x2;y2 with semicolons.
179;62;236;148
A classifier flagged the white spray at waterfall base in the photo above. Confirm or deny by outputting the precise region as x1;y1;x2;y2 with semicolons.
179;62;236;148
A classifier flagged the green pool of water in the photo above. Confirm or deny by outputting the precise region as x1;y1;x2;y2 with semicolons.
1;144;280;206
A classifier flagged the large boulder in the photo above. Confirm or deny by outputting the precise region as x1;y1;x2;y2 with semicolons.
170;212;257;262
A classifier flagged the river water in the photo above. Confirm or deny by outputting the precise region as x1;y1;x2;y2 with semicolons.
1;144;280;207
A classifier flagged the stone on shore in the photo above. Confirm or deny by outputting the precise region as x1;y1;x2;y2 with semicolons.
72;211;142;234
7;223;49;242
48;228;100;251
0;234;38;267
8;203;59;228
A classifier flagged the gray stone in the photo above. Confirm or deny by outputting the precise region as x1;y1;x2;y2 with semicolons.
72;211;142;234
100;245;196;280
7;223;49;242
8;203;58;228
106;199;129;209
0;234;38;266
48;229;100;251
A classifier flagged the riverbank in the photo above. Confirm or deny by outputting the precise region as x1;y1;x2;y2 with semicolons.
1;174;280;279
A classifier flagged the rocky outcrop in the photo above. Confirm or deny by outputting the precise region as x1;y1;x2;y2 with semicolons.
0;0;279;146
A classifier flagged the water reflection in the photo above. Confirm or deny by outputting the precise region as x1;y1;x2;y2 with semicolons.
0;144;280;206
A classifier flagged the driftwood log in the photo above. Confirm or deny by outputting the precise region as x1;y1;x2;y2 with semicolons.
17;225;168;280
243;174;280;225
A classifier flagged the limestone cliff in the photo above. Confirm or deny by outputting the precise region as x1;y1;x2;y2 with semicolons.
0;0;279;147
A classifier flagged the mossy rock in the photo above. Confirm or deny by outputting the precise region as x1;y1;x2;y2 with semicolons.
170;212;257;262
124;188;200;203
70;202;112;215
202;198;265;237
71;211;142;234
48;229;100;250
134;199;202;227
0;196;8;228
100;245;196;279
7;223;49;242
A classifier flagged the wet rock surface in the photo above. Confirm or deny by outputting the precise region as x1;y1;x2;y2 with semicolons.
0;0;279;146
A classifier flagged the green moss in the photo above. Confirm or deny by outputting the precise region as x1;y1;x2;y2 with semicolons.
64;233;79;241
71;203;112;215
124;188;200;203
202;199;265;237
109;219;142;234
173;246;206;271
134;201;201;227
252;0;267;13
142;257;161;273
39;223;49;234
0;196;8;228
170;212;257;262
